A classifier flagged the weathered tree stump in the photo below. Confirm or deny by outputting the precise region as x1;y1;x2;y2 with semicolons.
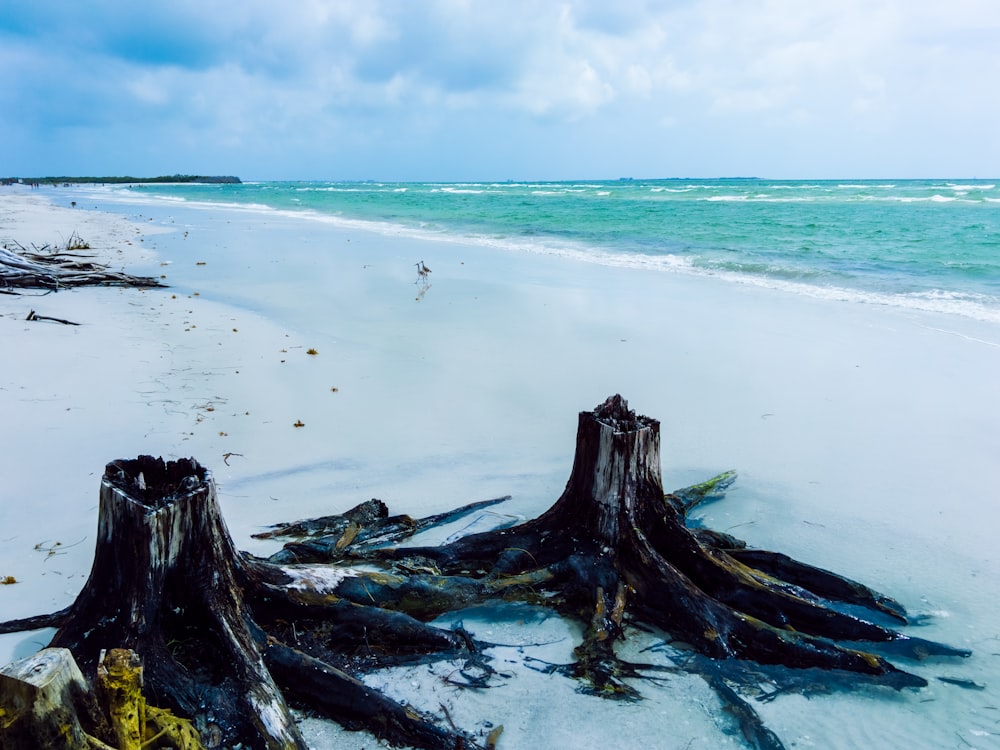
0;396;971;750
322;397;965;685
0;648;107;749
48;457;300;748
0;457;476;749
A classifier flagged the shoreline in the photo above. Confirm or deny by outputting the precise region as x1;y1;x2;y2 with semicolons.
3;185;1000;748
89;179;1000;326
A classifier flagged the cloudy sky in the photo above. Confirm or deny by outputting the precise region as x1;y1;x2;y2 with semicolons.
1;1;998;180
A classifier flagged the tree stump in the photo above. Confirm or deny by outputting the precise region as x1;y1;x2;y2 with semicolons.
0;457;479;750
0;648;106;749
343;396;963;686
47;457;302;749
0;396;971;750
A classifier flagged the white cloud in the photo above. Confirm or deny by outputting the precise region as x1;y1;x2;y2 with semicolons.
1;0;998;178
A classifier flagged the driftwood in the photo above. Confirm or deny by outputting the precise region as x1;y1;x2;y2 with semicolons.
26;309;81;325
0;396;970;750
0;237;165;292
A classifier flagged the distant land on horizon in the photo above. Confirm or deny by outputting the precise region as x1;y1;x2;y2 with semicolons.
3;175;241;185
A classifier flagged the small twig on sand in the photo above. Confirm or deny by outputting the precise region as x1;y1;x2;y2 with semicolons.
25;309;80;326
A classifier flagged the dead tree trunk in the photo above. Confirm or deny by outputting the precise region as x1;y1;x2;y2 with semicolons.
0;457;477;749
46;457;303;749
339;396;963;690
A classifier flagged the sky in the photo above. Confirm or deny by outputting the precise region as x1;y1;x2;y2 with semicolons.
1;0;998;181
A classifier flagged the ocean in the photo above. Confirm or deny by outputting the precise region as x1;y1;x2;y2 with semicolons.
122;178;1000;322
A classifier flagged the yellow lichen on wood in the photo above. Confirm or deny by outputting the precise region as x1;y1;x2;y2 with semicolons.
334;521;362;551
143;705;204;749
97;649;144;750
486;724;504;749
96;649;206;750
610;581;628;629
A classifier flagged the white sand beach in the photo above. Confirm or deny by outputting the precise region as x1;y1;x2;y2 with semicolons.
2;185;1000;749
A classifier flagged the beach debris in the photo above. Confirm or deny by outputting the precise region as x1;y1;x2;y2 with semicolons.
0;399;972;750
306;348;318;355
0;575;16;585
293;419;305;427
485;724;503;749
1;237;165;292
25;309;80;326
63;231;89;250
937;676;986;690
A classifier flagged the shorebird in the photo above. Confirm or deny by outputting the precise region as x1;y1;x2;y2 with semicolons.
415;260;432;280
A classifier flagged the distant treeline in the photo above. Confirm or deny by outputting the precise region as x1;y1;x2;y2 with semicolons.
3;175;241;186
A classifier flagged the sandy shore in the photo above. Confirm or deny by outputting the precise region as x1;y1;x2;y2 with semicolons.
3;184;1000;748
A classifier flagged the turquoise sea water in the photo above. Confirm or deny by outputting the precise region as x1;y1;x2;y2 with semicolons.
124;179;1000;322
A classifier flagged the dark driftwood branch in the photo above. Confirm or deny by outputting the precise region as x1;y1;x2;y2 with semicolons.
26;309;81;325
0;396;970;750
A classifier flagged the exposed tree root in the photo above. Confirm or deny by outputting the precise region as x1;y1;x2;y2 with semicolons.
0;396;970;750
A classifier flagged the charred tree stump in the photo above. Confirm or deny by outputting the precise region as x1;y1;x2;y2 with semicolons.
340;396;965;687
45;457;301;748
245;395;968;748
0;396;971;750
0;457;477;750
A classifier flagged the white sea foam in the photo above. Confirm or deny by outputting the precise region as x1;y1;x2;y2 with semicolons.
296;186;364;192
83;184;1000;325
887;195;979;204
703;194;816;203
